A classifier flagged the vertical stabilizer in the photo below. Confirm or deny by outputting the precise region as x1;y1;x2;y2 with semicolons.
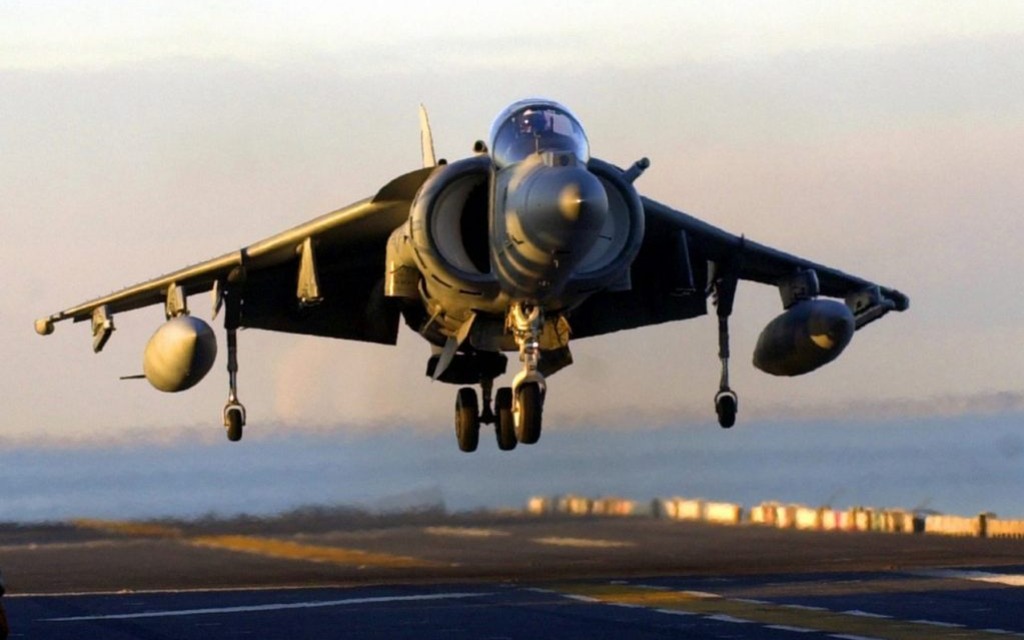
419;104;437;168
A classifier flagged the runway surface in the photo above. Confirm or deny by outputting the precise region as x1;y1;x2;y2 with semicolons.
4;511;1024;638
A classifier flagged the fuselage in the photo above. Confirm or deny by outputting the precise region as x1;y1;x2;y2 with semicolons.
385;99;644;352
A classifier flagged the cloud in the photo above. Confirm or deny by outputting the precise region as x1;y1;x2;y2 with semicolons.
5;2;1023;72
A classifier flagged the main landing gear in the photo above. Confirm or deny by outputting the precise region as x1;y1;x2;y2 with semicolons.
453;303;546;453
455;380;513;452
454;378;542;453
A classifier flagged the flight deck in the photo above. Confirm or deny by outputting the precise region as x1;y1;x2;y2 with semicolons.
4;511;1024;638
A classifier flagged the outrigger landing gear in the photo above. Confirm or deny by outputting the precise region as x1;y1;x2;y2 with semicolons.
222;325;246;442
714;314;738;429
713;269;739;429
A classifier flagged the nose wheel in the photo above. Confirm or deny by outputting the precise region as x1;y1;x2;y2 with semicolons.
514;382;543;444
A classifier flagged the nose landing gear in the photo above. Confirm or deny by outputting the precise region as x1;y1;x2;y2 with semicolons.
510;303;545;444
451;302;548;453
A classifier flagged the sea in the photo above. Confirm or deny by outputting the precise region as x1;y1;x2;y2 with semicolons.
2;412;1023;523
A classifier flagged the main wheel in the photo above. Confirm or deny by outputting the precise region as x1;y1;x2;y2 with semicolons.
225;408;244;442
494;387;516;451
455;387;480;452
515;382;543;445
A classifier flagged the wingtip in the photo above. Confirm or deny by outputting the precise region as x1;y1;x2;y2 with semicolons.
890;290;910;312
35;317;55;336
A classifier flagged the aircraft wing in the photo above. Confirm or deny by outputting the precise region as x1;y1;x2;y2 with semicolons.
36;167;433;348
643;197;909;308
569;181;907;339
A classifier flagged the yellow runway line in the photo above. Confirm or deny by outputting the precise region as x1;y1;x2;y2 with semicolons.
73;519;440;569
190;535;442;569
554;583;1013;640
72;519;183;538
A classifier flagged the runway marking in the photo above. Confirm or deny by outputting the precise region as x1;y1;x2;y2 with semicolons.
72;519;183;538
909;619;964;628
842;610;892;619
424;526;510;538
531;536;634;549
707;614;752;624
766;624;816;633
71;519;440;569
552;583;1018;639
912;569;1024;587
43;592;490;622
190;535;441;569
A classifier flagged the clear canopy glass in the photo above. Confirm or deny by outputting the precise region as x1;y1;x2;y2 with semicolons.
489;99;590;168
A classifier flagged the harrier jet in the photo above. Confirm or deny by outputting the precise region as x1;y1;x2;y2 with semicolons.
35;99;908;450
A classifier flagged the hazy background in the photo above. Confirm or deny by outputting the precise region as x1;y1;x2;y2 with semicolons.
2;2;1023;518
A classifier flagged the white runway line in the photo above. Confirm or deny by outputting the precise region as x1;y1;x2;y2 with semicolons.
841;609;892;619
423;526;510;538
43;592;491;622
912;569;1024;587
766;624;815;633
531;536;634;548
908;619;964;628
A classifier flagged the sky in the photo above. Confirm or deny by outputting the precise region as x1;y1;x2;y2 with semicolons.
3;1;1024;447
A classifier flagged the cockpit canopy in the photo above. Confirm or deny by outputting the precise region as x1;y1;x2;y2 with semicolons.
489;99;590;169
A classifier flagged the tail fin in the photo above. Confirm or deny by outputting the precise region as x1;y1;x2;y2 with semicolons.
419;104;436;168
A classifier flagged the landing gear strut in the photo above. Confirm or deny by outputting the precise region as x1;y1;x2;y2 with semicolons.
221;285;247;442
223;326;246;441
713;269;739;429
510;303;545;444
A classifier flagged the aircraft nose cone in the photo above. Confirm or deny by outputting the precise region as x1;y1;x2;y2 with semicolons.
557;171;608;229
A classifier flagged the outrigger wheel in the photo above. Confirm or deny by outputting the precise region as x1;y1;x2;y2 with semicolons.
224;404;245;442
714;389;738;429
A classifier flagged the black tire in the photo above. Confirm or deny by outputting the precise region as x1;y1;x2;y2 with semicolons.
494;387;516;451
716;392;737;429
455;387;480;452
515;382;543;444
226;409;244;442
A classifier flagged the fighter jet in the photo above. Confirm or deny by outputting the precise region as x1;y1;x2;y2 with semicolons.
35;99;908;450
